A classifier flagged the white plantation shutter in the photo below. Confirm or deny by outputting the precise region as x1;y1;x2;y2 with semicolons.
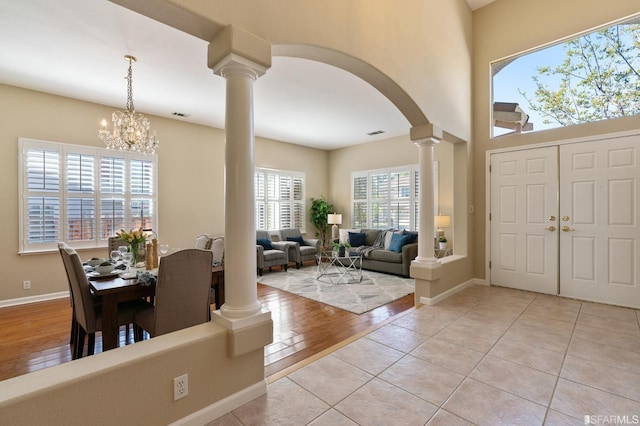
100;157;126;238
414;169;420;232
255;168;305;232
130;159;154;230
66;153;95;241
255;173;266;230
19;138;157;252
389;171;410;229
292;177;304;229
352;173;368;228
371;173;389;228
26;148;60;245
279;176;291;228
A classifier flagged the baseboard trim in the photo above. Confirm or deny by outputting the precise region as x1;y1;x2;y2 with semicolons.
0;291;69;308
473;278;488;286
169;379;267;426
419;278;476;305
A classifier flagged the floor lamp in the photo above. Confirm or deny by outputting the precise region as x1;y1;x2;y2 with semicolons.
327;213;342;241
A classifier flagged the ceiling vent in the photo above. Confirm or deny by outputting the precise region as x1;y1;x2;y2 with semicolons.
367;130;385;136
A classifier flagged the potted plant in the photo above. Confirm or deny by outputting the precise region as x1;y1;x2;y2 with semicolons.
332;241;351;257
438;236;447;250
310;196;334;250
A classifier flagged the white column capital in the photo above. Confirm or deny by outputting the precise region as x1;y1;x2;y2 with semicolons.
413;137;441;147
211;53;268;80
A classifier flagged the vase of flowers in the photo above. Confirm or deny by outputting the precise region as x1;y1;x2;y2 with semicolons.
116;228;147;266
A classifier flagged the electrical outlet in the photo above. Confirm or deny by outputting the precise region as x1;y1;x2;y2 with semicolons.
173;374;188;401
23;280;31;290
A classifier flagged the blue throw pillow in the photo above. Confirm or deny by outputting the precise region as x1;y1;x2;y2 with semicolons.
348;231;367;247
286;236;305;245
388;233;408;253
403;230;418;244
257;238;273;250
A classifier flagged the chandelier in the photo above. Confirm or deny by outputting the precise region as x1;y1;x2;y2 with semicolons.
99;55;159;154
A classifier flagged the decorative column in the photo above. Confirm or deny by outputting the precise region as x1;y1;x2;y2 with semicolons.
209;26;272;329
409;124;443;305
413;137;439;264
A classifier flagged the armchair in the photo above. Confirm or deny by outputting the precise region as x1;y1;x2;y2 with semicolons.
277;229;320;269
256;230;290;276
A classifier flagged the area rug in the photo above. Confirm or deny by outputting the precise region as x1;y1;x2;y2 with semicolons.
257;266;414;314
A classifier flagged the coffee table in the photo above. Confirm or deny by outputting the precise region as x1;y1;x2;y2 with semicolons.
316;251;363;284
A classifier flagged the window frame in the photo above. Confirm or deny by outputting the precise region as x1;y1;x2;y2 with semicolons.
351;163;438;232
18;138;158;253
254;167;306;233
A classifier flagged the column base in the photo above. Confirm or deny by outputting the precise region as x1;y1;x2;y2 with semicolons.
412;256;441;266
219;300;263;322
214;305;270;331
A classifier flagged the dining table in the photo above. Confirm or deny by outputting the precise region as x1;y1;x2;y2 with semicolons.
89;265;226;351
88;275;155;351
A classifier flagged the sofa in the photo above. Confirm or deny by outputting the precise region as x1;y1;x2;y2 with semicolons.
339;228;418;277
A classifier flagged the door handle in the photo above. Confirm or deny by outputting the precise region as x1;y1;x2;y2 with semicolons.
546;226;556;231
561;226;575;232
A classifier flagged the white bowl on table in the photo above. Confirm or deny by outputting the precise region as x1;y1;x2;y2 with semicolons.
86;258;105;267
94;264;115;275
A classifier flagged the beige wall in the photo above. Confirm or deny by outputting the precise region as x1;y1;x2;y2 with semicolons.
0;84;327;302
472;0;640;280
0;322;267;425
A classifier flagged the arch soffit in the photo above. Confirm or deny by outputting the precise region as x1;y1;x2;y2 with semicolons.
273;43;429;132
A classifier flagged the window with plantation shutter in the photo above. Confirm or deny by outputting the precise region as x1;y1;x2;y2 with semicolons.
255;168;305;232
19;138;157;253
351;164;436;231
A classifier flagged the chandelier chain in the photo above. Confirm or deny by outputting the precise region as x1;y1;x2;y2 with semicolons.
126;58;134;112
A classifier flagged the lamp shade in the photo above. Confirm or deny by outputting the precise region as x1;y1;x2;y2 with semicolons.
434;215;451;228
327;213;342;225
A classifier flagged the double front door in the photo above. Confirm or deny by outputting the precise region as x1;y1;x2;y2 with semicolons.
489;134;640;308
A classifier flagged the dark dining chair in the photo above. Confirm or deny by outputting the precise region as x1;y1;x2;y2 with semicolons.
134;249;213;338
57;242;79;345
58;244;147;358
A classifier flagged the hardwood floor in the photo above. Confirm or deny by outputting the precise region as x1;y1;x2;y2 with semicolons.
0;283;414;382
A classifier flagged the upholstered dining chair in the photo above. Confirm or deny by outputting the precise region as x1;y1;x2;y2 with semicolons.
57;242;79;345
194;234;213;250
134;249;213;338
256;230;290;276
277;229;321;269
58;243;148;358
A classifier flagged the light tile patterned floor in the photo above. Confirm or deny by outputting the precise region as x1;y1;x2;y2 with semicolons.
209;285;640;426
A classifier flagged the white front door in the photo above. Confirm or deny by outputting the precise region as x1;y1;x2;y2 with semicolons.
559;135;640;307
489;146;559;295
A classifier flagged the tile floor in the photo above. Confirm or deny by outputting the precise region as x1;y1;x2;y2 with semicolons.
210;285;640;425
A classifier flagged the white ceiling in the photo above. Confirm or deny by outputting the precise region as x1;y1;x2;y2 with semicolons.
0;0;493;150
